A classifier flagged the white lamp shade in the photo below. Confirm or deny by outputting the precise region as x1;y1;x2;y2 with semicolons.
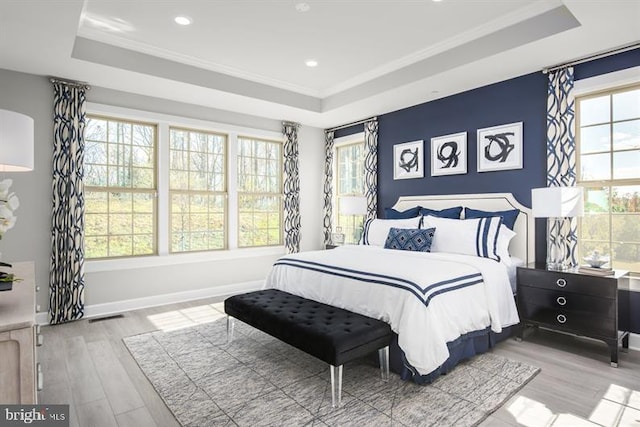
0;109;34;171
532;186;584;218
339;196;367;215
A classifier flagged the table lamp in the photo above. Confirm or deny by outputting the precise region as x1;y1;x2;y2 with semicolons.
532;186;584;270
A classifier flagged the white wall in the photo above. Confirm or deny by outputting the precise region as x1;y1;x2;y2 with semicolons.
0;68;325;319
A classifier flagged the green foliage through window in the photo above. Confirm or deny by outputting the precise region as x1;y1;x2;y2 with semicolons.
169;128;227;252
237;137;282;247
578;85;640;273
85;116;157;258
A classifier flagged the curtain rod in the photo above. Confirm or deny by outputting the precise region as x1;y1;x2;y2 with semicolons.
49;77;91;90
543;42;640;74
326;116;377;133
282;121;299;128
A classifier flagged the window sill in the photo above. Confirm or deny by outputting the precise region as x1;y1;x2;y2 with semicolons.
85;246;286;273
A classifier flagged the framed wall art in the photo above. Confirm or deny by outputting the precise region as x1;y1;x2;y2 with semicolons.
393;140;424;180
477;122;523;172
430;132;467;176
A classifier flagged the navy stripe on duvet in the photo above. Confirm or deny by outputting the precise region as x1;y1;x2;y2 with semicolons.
274;258;482;308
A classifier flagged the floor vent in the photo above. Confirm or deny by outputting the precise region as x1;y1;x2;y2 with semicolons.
88;314;125;323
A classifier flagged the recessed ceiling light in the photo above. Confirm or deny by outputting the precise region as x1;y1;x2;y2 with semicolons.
305;59;318;68
296;3;311;12
432;0;443;2
174;16;192;26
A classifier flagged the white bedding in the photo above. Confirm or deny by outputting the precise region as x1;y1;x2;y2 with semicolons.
265;245;519;376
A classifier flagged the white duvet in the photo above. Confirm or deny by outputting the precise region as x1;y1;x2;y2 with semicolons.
264;245;519;376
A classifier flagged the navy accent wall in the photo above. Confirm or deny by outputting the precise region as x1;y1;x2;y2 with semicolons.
575;48;640;80
377;72;548;262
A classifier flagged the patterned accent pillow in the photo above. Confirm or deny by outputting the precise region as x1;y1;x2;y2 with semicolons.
384;227;435;252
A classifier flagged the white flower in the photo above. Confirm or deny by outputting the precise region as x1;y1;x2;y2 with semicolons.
0;180;18;239
0;179;12;199
6;194;19;211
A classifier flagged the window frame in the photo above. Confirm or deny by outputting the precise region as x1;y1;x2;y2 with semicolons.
236;135;284;248
83;103;285;272
168;126;229;253
576;82;640;273
333;132;366;244
84;114;159;259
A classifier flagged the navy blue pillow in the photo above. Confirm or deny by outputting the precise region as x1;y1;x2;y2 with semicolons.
384;227;435;252
384;206;421;219
464;207;520;230
418;206;462;219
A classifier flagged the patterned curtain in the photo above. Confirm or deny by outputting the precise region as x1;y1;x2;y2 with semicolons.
363;119;379;219
282;122;301;253
322;130;335;246
50;81;88;324
546;67;578;267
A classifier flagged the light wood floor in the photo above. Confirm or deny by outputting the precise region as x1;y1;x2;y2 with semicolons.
38;296;640;427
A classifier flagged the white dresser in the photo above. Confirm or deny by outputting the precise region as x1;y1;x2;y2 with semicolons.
0;262;41;404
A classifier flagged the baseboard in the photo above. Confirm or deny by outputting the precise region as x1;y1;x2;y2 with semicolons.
36;280;264;325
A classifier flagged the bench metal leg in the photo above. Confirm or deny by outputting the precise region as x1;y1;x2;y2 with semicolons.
226;316;235;343
379;346;389;382
330;364;343;408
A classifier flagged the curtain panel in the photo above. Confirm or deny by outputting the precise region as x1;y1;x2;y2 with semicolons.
322;130;335;246
363;119;379;220
282;122;301;253
49;82;87;324
546;67;578;267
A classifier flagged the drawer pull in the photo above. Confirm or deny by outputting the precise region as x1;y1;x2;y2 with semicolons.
556;278;567;288
557;314;567;324
37;363;43;391
557;296;567;306
37;334;44;347
36;286;41;292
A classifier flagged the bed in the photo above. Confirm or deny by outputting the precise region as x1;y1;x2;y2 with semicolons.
265;193;534;384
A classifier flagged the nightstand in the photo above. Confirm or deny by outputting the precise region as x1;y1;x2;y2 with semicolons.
516;263;630;367
325;244;339;250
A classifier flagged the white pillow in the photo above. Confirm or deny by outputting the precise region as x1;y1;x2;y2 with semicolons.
496;225;517;266
361;217;422;246
422;215;504;261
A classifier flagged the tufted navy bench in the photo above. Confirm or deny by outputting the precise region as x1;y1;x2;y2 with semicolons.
224;289;393;408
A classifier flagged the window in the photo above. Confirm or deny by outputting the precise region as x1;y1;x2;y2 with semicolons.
237;137;283;247
84;116;157;258
335;140;365;244
84;108;285;262
577;84;640;273
169;127;226;253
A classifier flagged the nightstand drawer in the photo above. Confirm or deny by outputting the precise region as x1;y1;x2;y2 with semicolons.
518;302;615;338
517;268;616;299
518;285;616;319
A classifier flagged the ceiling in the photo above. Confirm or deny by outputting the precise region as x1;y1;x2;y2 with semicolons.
1;0;639;128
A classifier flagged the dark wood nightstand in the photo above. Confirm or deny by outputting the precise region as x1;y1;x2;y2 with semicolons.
516;263;630;367
325;244;339;250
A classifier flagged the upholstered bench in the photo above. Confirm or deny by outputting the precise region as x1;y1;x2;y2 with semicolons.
224;289;393;408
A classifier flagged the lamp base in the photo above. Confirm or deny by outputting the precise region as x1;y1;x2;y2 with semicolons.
546;217;578;272
545;261;573;271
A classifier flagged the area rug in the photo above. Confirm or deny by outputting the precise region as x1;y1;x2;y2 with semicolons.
123;319;539;427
